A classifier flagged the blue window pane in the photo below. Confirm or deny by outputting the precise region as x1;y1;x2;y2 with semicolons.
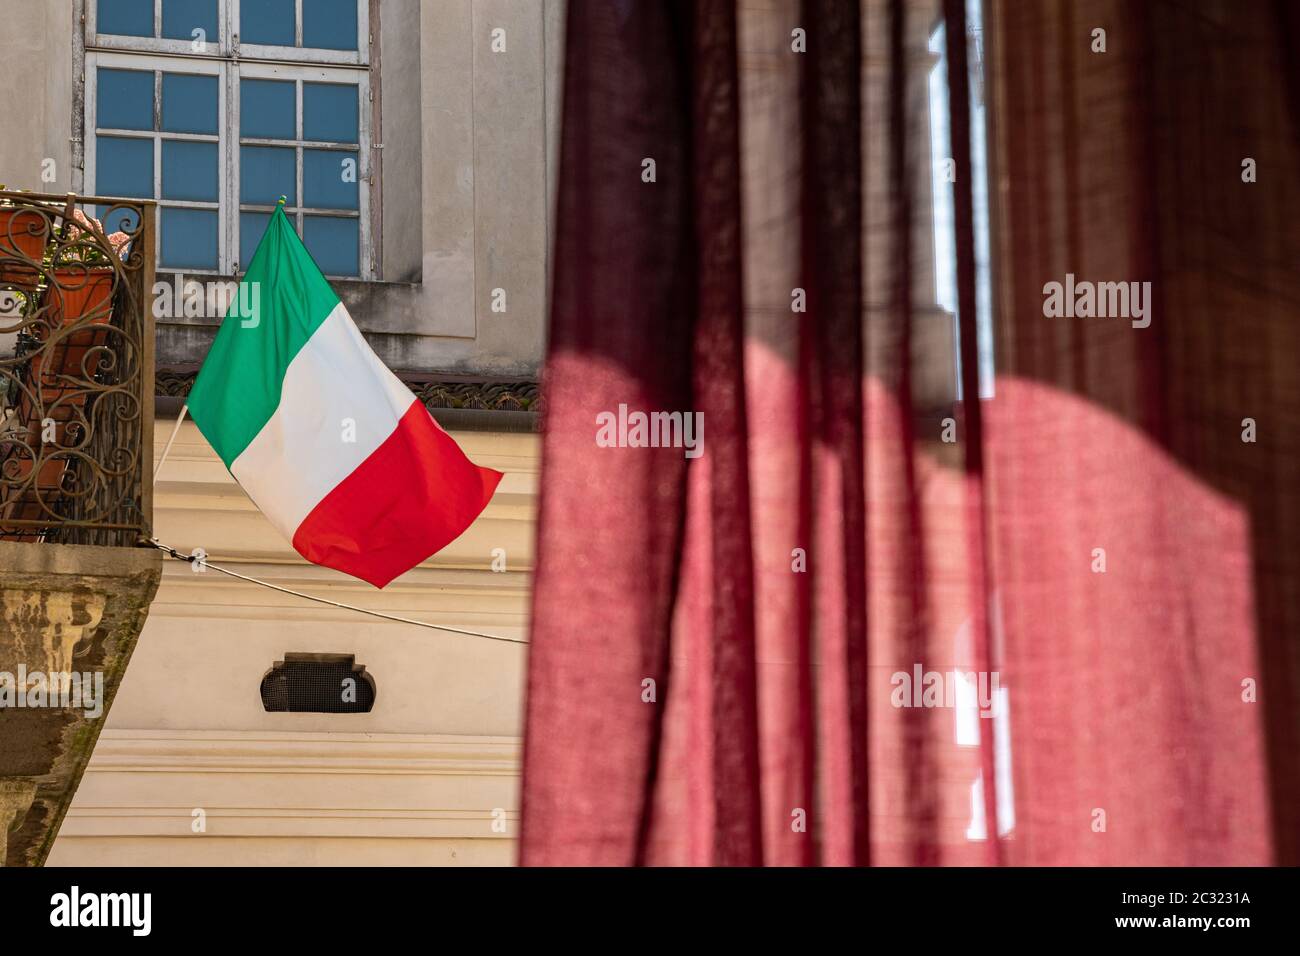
241;146;296;205
303;84;358;144
98;0;152;37
241;0;295;46
241;79;296;139
304;216;358;277
303;150;358;210
161;0;217;43
161;73;218;134
97;69;153;131
162;141;218;201
96;137;153;198
161;207;218;269
302;0;357;51
239;212;273;270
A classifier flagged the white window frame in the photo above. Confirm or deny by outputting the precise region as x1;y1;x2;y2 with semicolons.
86;0;369;65
230;0;370;68
85;51;227;272
84;0;372;279
234;60;371;276
86;0;232;59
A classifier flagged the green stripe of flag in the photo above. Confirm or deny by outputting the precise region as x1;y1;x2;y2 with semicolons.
187;207;340;468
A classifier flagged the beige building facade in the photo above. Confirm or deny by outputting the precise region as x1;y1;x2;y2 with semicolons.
48;420;536;866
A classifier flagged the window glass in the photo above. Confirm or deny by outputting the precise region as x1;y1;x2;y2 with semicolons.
239;211;273;268
161;0;218;43
302;83;357;143
304;216;358;277
161;72;218;134
303;150;358;209
162;141;219;202
96;137;154;198
240;147;297;205
161;207;218;269
88;0;369;276
98;69;154;131
98;0;153;37
302;0;358;51
241;0;296;46
241;79;296;139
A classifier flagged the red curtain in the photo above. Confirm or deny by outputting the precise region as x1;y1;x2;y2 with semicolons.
520;0;1299;865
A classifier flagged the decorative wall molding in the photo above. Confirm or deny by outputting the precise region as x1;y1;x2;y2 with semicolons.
55;730;522;844
80;729;522;776
157;367;541;413
409;379;540;412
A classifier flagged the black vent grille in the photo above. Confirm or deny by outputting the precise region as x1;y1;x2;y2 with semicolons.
260;654;376;713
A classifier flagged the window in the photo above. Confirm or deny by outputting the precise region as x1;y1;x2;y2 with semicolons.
84;0;371;278
928;0;994;399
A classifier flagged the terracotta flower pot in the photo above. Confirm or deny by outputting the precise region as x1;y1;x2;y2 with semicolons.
0;222;118;537
48;267;115;324
5;453;71;491
27;267;116;388
0;208;50;289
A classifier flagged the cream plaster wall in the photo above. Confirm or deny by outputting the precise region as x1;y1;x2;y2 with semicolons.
47;418;536;866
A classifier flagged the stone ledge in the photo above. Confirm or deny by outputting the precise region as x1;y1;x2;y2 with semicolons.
0;541;161;866
55;730;521;842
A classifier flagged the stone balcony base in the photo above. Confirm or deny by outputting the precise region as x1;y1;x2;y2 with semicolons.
0;540;160;866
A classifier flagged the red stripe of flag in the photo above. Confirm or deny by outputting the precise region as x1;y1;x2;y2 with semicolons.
292;401;503;588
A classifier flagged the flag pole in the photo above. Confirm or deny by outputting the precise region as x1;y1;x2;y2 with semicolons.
154;403;188;481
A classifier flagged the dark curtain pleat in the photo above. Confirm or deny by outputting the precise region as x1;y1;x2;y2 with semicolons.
519;0;696;866
883;0;942;867
801;0;870;866
689;0;765;866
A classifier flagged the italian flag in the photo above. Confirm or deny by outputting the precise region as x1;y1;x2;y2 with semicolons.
187;207;502;588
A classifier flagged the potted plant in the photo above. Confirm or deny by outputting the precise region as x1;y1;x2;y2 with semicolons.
47;208;128;321
6;210;129;507
35;210;130;380
0;200;51;290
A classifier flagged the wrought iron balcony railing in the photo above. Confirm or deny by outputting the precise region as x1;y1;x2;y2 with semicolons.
0;190;155;547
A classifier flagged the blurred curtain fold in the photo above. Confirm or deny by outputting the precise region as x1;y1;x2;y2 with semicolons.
520;0;1300;865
